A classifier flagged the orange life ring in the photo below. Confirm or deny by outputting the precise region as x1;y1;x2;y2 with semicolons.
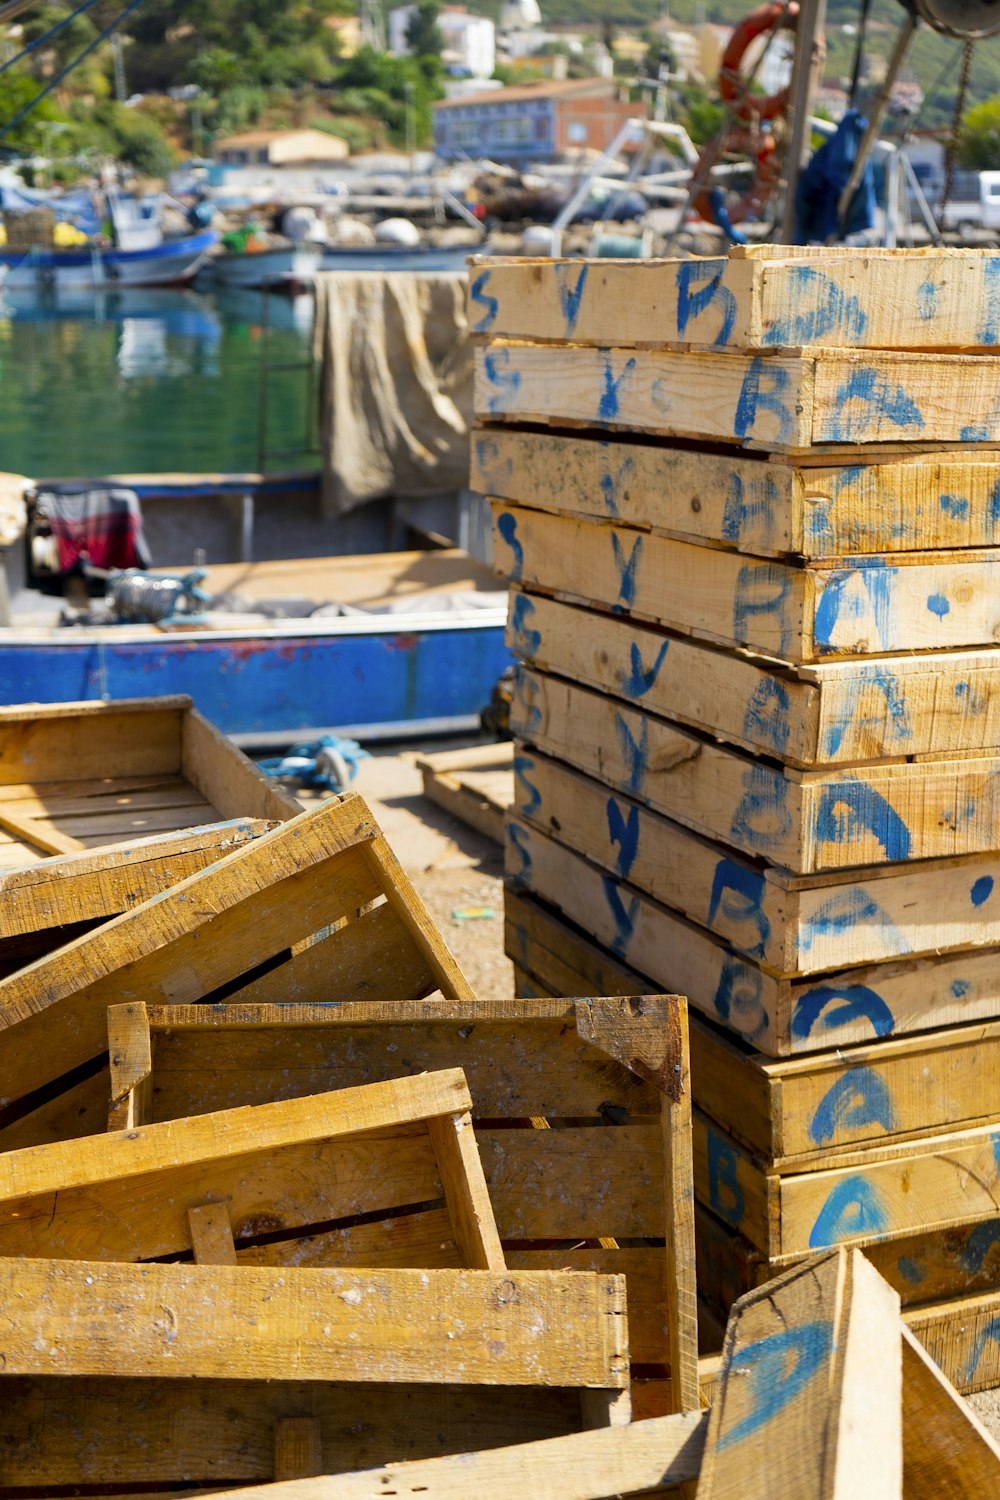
693;127;781;230
719;1;799;122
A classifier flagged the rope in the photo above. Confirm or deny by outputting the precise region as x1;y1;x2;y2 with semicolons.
848;0;873;110
939;38;974;219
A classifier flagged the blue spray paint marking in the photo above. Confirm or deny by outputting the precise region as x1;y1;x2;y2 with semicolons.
713;956;769;1043
650;378;672;417
555;262;588;334
808;1067;896;1147
482;348;521;413
978;259;1000;346
716;1321;832;1451
722;471;780;547
469;270;498;333
954;680;988;717
734;357;793;445
508;593;541;655
800;887;910;958
742;675;791;757
619;639;669;699
960;1221;1000;1274
897;1257;926;1287
599;450;635;517
826;366;924;442
992;1131;1000;1177
601;875;640;957
940;493;970;520
822;665;912;758
512;669;542;732
990;478;1000;533
952;979;971;999
610;532;644;612
815;781;912;862
730;765;793;857
809;1176;889;1248
927;592;951;618
916;280;940;321
706;859;770;958
706;1128;746;1227
761;266;867;347
791;983;895;1042
732;563;792;655
962;1317;1000;1387
513;753;541;817
496;511;524;582
972;875;995;907
606;797;640;879
675;259;736;347
829;464;866;498
598;351;637;421
474;436;512;491
614;712;648;797
506;821;533;878
813;561;897;654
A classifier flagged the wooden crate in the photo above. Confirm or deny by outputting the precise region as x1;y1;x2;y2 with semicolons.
103;991;699;1415
0;695;298;866
0;1069;505;1272
494;504;1000;663
506;588;1000;768
511;750;1000;978
473;427;1000;560
416;742;512;843
0;790;475;1129
511;668;1000;878
469;248;1000;354
475;343;1000;454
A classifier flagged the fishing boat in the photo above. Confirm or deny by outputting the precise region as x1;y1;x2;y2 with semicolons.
320;240;485;274
209;241;323;292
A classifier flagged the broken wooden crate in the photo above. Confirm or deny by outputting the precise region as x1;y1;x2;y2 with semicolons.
416;742;512;844
101;991;698;1416
0;694;298;865
0;790;475;1135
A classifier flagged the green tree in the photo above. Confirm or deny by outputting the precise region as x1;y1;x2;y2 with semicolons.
960;96;1000;171
405;1;444;60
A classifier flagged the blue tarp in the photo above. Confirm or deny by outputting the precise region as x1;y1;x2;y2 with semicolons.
794;109;876;244
0;180;102;235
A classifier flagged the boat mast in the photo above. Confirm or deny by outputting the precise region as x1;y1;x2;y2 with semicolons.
779;0;826;240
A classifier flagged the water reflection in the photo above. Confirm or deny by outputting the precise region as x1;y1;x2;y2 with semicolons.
0;286;316;477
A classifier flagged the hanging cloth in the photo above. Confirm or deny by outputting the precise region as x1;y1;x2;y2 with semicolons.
794;108;877;244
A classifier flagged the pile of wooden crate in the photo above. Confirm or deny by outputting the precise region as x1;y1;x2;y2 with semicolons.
473;245;1000;1396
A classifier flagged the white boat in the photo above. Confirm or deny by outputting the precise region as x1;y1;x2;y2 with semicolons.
209;242;323;291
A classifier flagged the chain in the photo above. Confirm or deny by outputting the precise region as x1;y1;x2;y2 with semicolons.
940;38;974;219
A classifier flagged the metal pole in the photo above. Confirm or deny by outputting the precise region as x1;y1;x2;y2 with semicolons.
835;13;916;227
780;0;826;241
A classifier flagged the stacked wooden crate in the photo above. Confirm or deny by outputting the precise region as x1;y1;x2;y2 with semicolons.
473;246;1000;1394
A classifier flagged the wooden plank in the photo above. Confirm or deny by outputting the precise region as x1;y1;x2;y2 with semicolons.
508;588;1000;768
0;699;184;783
0;791;472;1110
504;885;651;1002
201;1410;707;1500
427;1110;507;1271
695;1249;902;1499
512;668;1000;875
417;745;511;844
0;1069;486;1264
513;749;1000;977
469;249;1000;353
495;503;1000;663
182;705;301;822
0;804;84;855
475;342;1000;453
188;1200;238;1265
507;815;1000;1057
0;1259;629;1388
274;1417;324;1481
473;428;1000;561
901;1324;1000;1498
907;1290;1000;1395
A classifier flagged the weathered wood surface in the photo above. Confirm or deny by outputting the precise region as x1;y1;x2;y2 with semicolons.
0;1260;629;1388
0;1069;501;1267
695;1249;901;1499
512;668;1000;874
506;816;1000;1056
507;588;1000;767
475;342;1000;453
495;503;1000;662
102;994;696;1411
512;748;1000;976
901;1324;1000;1499
473;428;1000;559
416;742;512;844
469;249;1000;353
0;791;473;1111
198;1411;708;1500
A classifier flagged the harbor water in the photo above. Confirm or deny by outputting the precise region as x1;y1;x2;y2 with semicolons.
0;285;319;479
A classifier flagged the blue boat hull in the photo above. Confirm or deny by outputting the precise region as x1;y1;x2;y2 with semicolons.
0;623;513;743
